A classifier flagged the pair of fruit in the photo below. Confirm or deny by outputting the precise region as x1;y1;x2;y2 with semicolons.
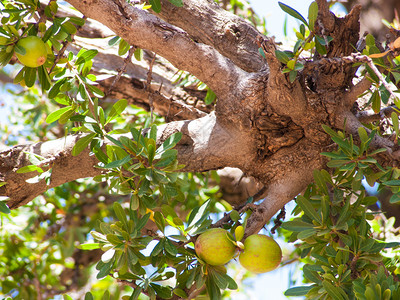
194;228;282;273
15;36;47;68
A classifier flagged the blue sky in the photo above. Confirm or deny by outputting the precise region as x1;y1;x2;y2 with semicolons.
250;0;314;41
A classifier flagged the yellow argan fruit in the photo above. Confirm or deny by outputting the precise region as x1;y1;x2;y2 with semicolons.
195;228;236;266
239;234;282;273
15;36;47;68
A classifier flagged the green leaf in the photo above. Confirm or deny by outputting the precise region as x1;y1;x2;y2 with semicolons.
149;0;162;13
206;276;221;300
365;34;375;46
296;195;321;223
167;0;183;7
313;169;328;195
392;111;399;138
371;90;381;113
358;127;369;143
16;165;43;174
0;201;10;214
204;88;216;105
24;66;37;87
284;286;313;296
230;210;240;222
390;193;400;203
315;36;327;55
155;149;177;168
154;211;165;233
298;228;317;239
281;220;314;231
151;240;164;256
322;280;345;300
46;106;72;123
134;48;143;61
108;36;120;46
86;84;104;98
14;43;26;55
101;291;110;300
63;295;73;300
289;70;297;83
382;180;400;186
157;132;182;154
173;288;188;298
151;284;172;299
76;49;98;65
275;50;290;64
129;286;143;300
107;99;128;123
187;199;211;230
103;155;132;169
113;202;128;229
84;292;94;300
106;234;122;245
78;243;100;250
365;64;379;83
308;1;318;31
258;47;266;59
362;196;378;206
38;65;51;91
278;2;308;26
164;239;178;256
391;71;400;84
72;133;96;156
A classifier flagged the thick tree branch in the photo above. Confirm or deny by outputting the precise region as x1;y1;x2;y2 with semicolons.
66;39;211;121
65;0;249;100
0;113;252;208
336;111;396;156
155;0;265;73
244;140;324;237
0;135;101;208
343;76;372;109
356;105;397;123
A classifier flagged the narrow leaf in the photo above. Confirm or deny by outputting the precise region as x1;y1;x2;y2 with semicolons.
296;195;321;223
0;201;10;214
308;1;318;31
72;133;96;156
149;0;161;13
168;0;183;7
278;2;308;26
46;106;72;123
284;286;313;296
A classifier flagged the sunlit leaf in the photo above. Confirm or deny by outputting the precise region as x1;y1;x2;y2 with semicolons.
278;2;308;26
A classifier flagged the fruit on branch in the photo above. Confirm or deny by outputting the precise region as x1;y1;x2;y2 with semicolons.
239;234;282;273
15;36;47;68
195;228;237;266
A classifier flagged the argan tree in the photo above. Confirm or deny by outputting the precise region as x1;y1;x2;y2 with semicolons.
0;0;400;299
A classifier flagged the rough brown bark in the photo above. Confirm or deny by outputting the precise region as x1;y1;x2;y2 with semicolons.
344;0;400;41
1;0;399;237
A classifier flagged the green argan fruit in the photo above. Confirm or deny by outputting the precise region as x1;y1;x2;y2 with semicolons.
239;234;282;273
195;228;236;266
16;36;47;68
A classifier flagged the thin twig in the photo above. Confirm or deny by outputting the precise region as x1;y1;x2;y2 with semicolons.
146;53;157;123
105;46;136;96
357;105;398;123
364;57;399;101
343;76;372;108
187;285;206;300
